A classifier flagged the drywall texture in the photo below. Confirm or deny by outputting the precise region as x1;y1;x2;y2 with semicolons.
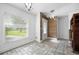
56;16;69;39
36;12;41;42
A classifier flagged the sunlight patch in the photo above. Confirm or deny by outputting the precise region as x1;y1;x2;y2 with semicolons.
50;38;59;43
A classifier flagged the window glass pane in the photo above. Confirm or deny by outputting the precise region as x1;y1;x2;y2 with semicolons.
4;13;28;40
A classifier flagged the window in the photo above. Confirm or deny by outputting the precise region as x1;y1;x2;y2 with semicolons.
4;13;29;40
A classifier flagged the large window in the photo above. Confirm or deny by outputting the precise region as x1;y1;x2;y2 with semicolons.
4;13;28;40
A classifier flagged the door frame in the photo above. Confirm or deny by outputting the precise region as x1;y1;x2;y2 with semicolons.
40;12;49;40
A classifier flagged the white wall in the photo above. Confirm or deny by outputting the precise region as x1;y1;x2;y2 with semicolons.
0;3;36;53
36;12;41;42
57;16;69;39
0;7;5;45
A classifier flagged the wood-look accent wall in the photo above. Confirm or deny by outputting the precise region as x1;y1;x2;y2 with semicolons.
48;17;57;37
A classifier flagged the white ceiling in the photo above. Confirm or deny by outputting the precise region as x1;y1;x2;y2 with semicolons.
9;3;70;15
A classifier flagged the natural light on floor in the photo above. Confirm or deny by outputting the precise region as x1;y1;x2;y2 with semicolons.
50;38;59;43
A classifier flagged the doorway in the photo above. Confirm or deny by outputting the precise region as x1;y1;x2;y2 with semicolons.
41;18;48;40
40;13;49;41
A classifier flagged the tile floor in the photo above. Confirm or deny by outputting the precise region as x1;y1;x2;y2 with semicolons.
0;39;78;55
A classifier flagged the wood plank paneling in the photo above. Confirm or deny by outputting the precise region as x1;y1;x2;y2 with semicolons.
48;18;57;37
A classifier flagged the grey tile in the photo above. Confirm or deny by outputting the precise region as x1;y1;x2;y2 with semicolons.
1;39;76;55
55;49;65;54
